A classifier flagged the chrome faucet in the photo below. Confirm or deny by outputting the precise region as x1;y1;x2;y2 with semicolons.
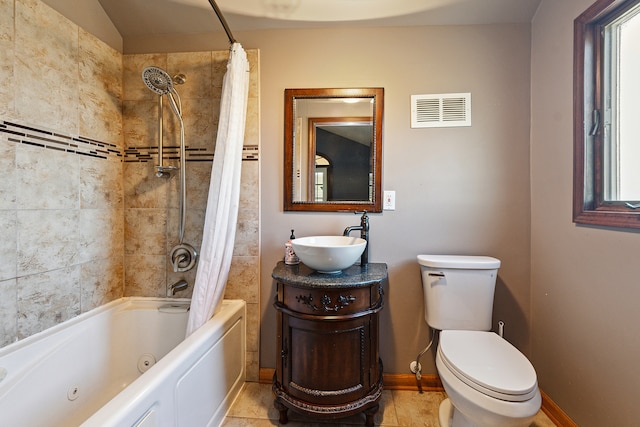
343;211;369;265
168;279;188;297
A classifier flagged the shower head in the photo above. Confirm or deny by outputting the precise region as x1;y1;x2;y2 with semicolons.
142;66;174;95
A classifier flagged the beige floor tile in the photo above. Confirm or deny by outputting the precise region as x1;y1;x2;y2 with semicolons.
221;417;278;427
226;382;280;420
531;410;557;427
392;390;446;427
223;382;557;427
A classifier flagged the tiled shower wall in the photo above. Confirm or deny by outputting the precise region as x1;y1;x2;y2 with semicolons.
0;0;125;345
122;51;261;380
0;0;261;380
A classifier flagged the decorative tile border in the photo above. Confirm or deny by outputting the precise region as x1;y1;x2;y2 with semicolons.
0;120;121;160
124;144;259;162
0;119;259;162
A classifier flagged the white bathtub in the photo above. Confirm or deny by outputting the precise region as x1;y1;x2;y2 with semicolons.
0;297;246;427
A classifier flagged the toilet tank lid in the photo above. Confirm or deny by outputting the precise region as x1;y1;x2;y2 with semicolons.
417;255;501;269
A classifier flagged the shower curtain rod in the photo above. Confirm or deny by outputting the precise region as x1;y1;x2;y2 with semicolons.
207;0;237;44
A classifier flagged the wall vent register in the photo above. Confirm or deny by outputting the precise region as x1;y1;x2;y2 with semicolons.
411;93;471;128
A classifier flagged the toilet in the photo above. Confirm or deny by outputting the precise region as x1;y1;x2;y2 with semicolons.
418;255;541;427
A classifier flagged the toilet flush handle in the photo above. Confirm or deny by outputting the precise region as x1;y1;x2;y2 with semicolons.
428;272;445;278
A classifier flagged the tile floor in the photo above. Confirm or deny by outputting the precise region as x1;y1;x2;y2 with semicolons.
221;382;557;427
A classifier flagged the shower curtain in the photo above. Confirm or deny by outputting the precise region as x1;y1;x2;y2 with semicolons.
186;43;250;335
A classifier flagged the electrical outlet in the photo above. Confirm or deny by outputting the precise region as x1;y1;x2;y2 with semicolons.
383;190;396;210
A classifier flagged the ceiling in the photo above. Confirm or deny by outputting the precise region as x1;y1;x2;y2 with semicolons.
95;0;542;39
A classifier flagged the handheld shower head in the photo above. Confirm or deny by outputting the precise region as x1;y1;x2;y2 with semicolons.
142;66;183;118
142;66;174;95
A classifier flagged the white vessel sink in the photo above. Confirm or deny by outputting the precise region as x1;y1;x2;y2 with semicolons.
291;236;367;274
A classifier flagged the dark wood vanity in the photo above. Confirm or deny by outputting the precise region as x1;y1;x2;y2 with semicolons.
272;261;387;426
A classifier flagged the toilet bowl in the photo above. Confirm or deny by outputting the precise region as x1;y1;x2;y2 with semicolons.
436;330;541;427
417;255;541;427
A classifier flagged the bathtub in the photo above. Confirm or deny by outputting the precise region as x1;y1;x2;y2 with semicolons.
0;297;246;427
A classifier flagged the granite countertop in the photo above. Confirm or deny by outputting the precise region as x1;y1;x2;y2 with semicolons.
272;261;387;288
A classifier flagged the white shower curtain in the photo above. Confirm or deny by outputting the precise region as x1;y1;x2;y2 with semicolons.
186;43;250;336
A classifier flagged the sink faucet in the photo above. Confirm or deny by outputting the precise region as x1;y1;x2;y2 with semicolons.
343;211;369;265
168;279;188;297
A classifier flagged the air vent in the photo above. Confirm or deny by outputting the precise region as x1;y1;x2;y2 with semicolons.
411;93;471;128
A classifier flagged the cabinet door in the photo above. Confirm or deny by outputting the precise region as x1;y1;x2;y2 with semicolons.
282;314;372;406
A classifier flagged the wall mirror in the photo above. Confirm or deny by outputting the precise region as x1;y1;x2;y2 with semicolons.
284;88;384;212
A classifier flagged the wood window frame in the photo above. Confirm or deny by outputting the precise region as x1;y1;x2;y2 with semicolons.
573;0;640;228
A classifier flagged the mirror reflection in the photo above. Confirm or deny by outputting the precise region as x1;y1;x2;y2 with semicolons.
284;88;384;212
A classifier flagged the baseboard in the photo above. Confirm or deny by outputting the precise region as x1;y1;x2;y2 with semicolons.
259;368;577;426
259;367;275;384
381;373;444;391
540;389;579;427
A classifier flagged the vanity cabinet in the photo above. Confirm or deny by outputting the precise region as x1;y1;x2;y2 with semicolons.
272;262;387;426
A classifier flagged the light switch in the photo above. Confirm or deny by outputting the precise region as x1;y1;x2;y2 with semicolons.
383;191;396;210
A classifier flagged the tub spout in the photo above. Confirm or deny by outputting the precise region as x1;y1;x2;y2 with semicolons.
168;279;188;297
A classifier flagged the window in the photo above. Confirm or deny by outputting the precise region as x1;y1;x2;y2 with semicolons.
574;0;640;228
314;154;329;202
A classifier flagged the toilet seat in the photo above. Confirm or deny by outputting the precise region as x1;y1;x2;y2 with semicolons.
438;330;538;402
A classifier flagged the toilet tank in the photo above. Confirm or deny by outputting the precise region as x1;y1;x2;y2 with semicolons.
417;255;501;331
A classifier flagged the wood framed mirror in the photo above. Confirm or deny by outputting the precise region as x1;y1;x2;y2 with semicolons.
284;88;384;212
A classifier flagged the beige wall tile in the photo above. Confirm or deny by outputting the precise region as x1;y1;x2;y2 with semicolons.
0;137;16;209
186;162;213;210
80;156;123;209
246;50;260;101
167;51;213;100
0;0;12;43
0;0;15;118
123;99;160;148
245;351;259;383
14;56;79;133
0;211;17;281
123;161;169;208
124;208;167;256
124;255;166;297
17;266;81;339
245;302;259;353
81;257;124;312
234;217;259;258
79;28;123;147
79;208;124;263
15;144;79;209
243;98;260;147
225;256;259;304
211;51;228;94
14;0;79;133
239;161;259;213
16;0;77;72
0;279;17;347
180;97;216;149
17;210;80;276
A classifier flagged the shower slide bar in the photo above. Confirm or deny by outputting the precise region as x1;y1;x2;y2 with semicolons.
208;0;237;44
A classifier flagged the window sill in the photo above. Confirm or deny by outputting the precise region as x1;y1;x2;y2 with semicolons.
573;207;640;229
